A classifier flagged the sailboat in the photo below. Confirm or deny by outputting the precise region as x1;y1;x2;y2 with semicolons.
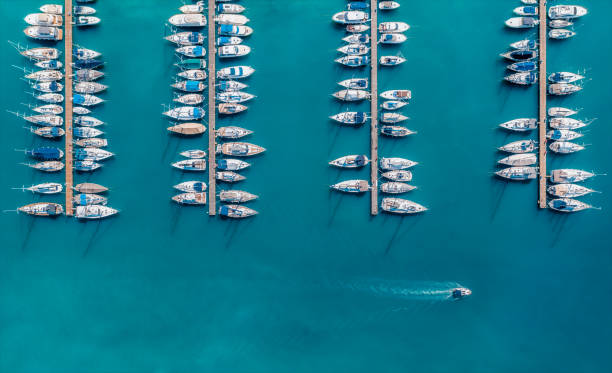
172;192;207;205
14;182;63;194
329;155;369;168
17;202;63;216
174;181;207;193
547;184;597;198
381;198;427;214
330;180;370;193
380;157;417;170
219;190;258;203
548;198;594;213
74;205;118;219
219;205;257;218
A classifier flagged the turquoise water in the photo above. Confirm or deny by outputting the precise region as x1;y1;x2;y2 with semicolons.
1;0;612;371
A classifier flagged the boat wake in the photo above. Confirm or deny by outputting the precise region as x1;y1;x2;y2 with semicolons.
342;280;468;302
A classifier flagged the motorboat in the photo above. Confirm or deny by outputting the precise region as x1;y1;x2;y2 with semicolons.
342;34;370;44
174;93;204;105
75;205;118;219
219;205;257;218
500;49;537;61
176;45;206;57
346;24;369;33
550;169;595;183
216;126;253;139
450;288;472;299
172;80;206;92
337;43;370;55
380;182;415;194
216;91;255;103
510;39;537;49
217;159;250;171
381;125;415;137
548;198;593;213
507;61;537;72
505;17;538;28
180;149;207;159
216;65;255;79
18;202;63;216
498;153;536;166
338;78;368;89
378;33;407;44
513;6;537;16
40;4;63;14
20;47;59;60
330;179;370;193
25;13;63;26
75;16;100;26
74;6;96;15
74;115;104;127
174;181;207;193
332;89;368;101
167;122;206;135
548;5;588;19
165;31;205;46
346;2;369;10
504;71;537;85
548;107;577;117
216;142;265;157
169;14;207;27
177;69;207;80
546;129;583;141
549;19;573;28
549;29;576;39
335;55;369;67
381;112;409;123
547;183;596;198
549;141;585;154
381;100;408;110
172;192;206;205
219;190;258;203
329;154;369;168
217;36;243;46
495;166;537;180
331;11;369;25
548;83;581;95
499;118;537;132
548;117;589;130
172;159;207;171
380;89;411;100
379;1;400;10
163;106;205;120
218;24;253;37
379;55;406;66
217;4;245;14
179;1;204;14
74;183;108;194
378;22;410;33
74;81;107;94
215;14;250;25
74;160;102;172
218;103;247;114
329;111;368;125
73;193;107;206
381;170;412;182
381;198;427;214
217;171;246;182
380;157;417;170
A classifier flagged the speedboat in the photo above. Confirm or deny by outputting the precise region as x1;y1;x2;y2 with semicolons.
163;106;205;120
504;71;537;85
378;22;410;33
381;170;412;182
379;55;406;66
18;202;63;216
25;13;62;26
74;115;104;127
547;129;583;141
217;36;243;46
165;31;205;46
379;33;407;44
498;153;536;166
548;117;589;130
73;193;107;206
172;80;206;92
74;160;102;172
548;107;578;117
507;61;537;72
381;100;408;110
35;59;62;69
20;47;59;61
331;11;369;25
380;89;411;100
495;166;537;180
174;181;207;193
550;169;595;183
217;45;251;58
510;39;537;50
217;80;248;91
30;126;65;139
549;29;576;39
36;93;64;103
548;5;588;19
40;4;63;14
73;127;103;138
25;161;64;172
176;45;206;57
75;16;100;26
179;1;204;14
167;122;206;135
216;171;246;183
180;149;206;159
216;126;253;139
450;288;472;299
219;190;258;203
216;142;265;157
337;43;370;55
74;6;96;15
380;157;417;170
218;24;253;37
346;24;369;33
338;78;368;89
174;93;204;105
513;6;537;16
172;159;207;171
17;182;63;194
74;148;113;161
73;94;104;106
216;65;255;79
549;19;573;28
548;83;581;95
381;198;427;214
31;103;63;115
549;72;584;84
73;47;101;60
74;205;118;219
547;184;596;198
380;182;415;194
505;17;538;28
548;198;593;213
381;125;415;137
329;111;368;125
330;179;370;193
335;55;369;67
75;138;107;148
169;14;207;27
217;4;245;14
549;141;585;154
499;118;537;132
215;14;250;25
381;112;409;123
219;205;257;218
177;69;207;80
379;1;400;10
74;81;107;94
500;49;537;61
172;192;206;205
22;146;64;160
332;89;368;101
218;103;247;114
216;91;255;103
217;159;250;171
342;34;370;44
329;154;369;168
74;183;108;194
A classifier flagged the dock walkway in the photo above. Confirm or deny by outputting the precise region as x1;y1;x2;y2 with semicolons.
538;0;547;208
207;0;216;215
369;0;379;215
64;0;74;215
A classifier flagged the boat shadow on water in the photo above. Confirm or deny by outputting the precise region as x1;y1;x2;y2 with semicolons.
382;214;420;255
548;212;570;248
20;217;38;251
327;192;344;227
223;217;254;249
80;218;117;258
490;178;509;221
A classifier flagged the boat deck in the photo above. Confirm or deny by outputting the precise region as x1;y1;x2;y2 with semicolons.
208;0;216;215
64;0;74;215
538;0;547;208
370;0;379;215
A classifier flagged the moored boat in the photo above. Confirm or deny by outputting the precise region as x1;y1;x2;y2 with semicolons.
338;78;368;89
73;193;107;206
505;17;538;28
548;198;594;213
550;169;595;183
215;14;250;25
174;93;204;105
218;24;253;37
40;4;63;14
18;202;63;216
548;117;589;130
216;65;255;79
75;16;100;26
219;190;258;203
176;45;206;58
167;122;206;135
546;129;583;141
380;100;408;110
30;126;65;139
548;83;582;96
330;179;370;193
74;182;108;194
548;5;588;19
378;22;410;33
332;11;369;25
380;89;411;100
217;142;265;157
20;47;59;60
381;170;412;182
549;141;585;154
75;205;118;219
25;160;64;172
218;103;247;114
379;55;406;66
25;69;63;82
74;160;102;172
548;107;578;117
172;80;206;92
216;91;255;103
495;166;537;180
172;192;207;205
329;154;369;168
16;182;63;194
332;89;368;101
172;159;207;171
169;14;207;27
548;72;584;84
335;55;369;67
180;149;207;159
501;49;537;61
378;33;407;44
380;182;415;194
381;112;409;123
329;111;367;125
498;153;537;166
25;13;63;27
504;71;537;85
217;171;245;183
163;106;205;120
174;181;207;193
381;198;427;214
177;69;207;80
165;31;205;46
216;126;252;139
547;183;596;198
219;204;257;218
380;157;417;170
75;138;107;147
549;29;576;39
74;81;107;94
380;125;414;137
499;118;537;132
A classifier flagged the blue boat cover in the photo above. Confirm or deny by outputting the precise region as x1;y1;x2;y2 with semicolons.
194;182;204;192
185;81;201;91
217;159;227;169
73;95;84;104
355;112;365;122
193;108;203;117
219;205;230;216
29;147;61;160
78;194;88;205
193;46;204;56
219;24;235;33
188;32;200;42
348;2;368;10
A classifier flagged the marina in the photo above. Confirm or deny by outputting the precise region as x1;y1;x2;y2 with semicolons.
538;0;546;208
208;0;216;215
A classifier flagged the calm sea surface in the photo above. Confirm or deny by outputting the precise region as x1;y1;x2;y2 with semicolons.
0;0;611;372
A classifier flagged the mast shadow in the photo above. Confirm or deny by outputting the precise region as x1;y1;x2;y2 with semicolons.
20;217;37;252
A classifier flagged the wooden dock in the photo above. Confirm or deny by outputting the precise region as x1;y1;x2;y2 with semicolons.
369;0;379;215
207;0;216;215
64;0;74;215
538;0;547;208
